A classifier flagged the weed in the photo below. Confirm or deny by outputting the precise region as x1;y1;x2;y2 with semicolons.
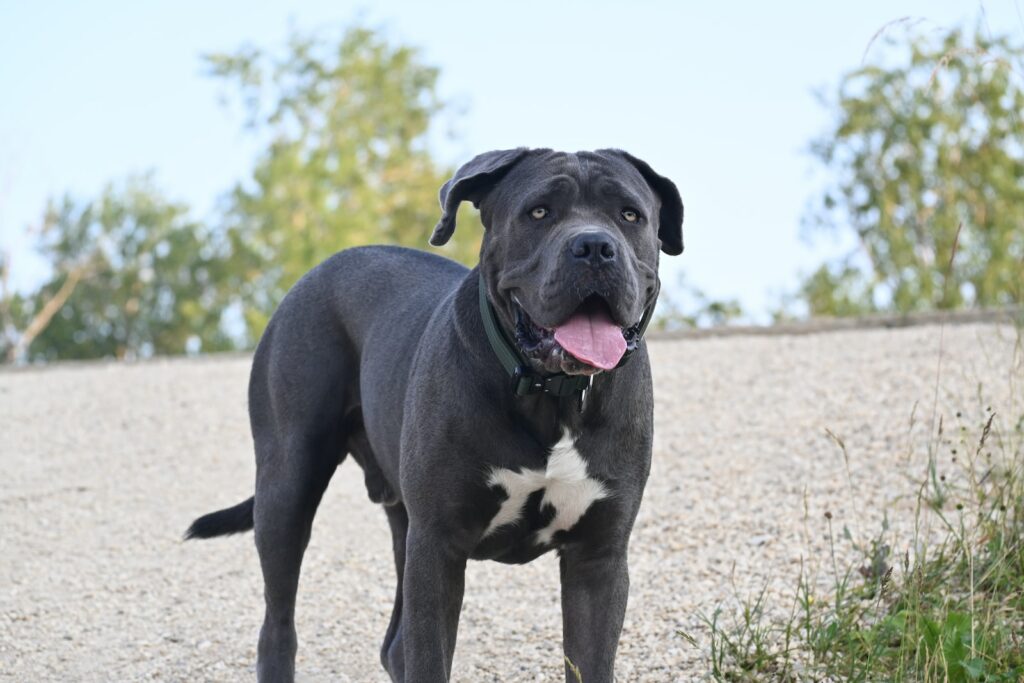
682;324;1024;681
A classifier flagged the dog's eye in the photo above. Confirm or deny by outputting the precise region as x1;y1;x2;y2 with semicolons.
621;208;641;223
530;206;549;220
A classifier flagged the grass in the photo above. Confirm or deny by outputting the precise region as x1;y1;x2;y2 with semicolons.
681;322;1024;682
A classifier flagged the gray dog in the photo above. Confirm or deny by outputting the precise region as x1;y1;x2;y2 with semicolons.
187;148;683;682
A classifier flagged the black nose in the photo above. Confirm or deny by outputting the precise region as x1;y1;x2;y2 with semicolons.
569;232;617;265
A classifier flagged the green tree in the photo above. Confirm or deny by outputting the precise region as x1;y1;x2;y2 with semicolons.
11;176;233;361
1;25;477;363
801;26;1024;315
209;26;480;343
651;274;743;331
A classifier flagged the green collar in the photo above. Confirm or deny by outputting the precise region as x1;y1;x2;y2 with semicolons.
477;273;654;402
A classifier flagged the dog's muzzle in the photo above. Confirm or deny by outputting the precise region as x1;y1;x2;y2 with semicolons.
513;295;646;376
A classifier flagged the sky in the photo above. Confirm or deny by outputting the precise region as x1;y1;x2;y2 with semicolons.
1;1;1022;320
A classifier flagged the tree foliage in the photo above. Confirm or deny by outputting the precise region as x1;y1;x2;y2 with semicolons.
802;26;1024;315
15;177;233;361
208;26;481;343
2;25;480;362
651;274;744;331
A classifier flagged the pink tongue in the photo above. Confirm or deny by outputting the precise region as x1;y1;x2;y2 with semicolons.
553;308;627;370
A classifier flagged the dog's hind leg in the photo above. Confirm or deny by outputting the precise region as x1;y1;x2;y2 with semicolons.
380;503;409;681
338;410;406;679
249;325;350;683
252;433;338;683
253;432;337;679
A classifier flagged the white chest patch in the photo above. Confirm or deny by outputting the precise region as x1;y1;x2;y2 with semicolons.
484;431;608;545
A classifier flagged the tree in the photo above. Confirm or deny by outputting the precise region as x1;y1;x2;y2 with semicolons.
1;25;474;363
208;26;481;343
801;26;1024;315
651;274;743;331
12;176;233;361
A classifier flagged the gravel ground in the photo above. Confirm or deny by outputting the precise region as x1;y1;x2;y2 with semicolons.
1;322;1020;682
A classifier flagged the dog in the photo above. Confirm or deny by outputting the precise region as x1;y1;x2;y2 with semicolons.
187;148;683;682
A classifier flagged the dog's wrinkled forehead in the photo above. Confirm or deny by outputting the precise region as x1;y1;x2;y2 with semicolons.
485;151;656;217
430;147;683;256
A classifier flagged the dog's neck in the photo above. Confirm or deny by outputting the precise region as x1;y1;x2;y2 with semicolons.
450;270;615;442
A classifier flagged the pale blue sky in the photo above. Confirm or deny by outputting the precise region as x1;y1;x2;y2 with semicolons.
1;1;1021;319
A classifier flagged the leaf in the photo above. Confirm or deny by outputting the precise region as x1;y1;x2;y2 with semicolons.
961;658;986;680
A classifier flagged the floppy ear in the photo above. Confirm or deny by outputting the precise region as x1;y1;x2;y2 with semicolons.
601;149;684;256
430;148;532;247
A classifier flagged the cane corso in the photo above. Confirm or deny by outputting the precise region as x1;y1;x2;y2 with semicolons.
187;148;684;682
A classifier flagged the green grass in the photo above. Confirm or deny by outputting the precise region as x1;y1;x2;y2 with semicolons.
681;325;1024;682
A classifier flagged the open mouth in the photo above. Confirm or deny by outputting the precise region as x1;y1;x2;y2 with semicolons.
513;295;644;376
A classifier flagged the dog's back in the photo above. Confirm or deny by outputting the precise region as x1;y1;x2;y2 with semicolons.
187;244;467;537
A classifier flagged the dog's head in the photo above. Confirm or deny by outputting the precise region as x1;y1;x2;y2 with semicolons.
431;148;683;376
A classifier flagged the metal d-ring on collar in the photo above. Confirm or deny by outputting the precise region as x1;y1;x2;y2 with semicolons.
477;274;654;408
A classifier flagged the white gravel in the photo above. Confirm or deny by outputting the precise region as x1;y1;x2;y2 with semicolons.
1;323;1020;682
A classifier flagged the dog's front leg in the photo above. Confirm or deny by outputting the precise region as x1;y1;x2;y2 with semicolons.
399;525;467;682
559;546;629;683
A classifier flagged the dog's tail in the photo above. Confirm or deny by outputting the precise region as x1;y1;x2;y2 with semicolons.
184;496;255;540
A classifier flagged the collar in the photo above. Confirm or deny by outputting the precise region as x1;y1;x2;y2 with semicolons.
477;273;655;404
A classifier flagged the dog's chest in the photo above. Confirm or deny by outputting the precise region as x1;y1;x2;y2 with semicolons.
477;431;607;557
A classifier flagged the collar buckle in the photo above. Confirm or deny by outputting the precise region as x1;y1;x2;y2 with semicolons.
510;365;592;399
511;366;543;396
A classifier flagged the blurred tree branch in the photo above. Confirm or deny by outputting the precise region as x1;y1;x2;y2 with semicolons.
4;262;86;363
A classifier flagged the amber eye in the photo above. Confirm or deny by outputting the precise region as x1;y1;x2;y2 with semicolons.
621;208;640;223
530;206;549;220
